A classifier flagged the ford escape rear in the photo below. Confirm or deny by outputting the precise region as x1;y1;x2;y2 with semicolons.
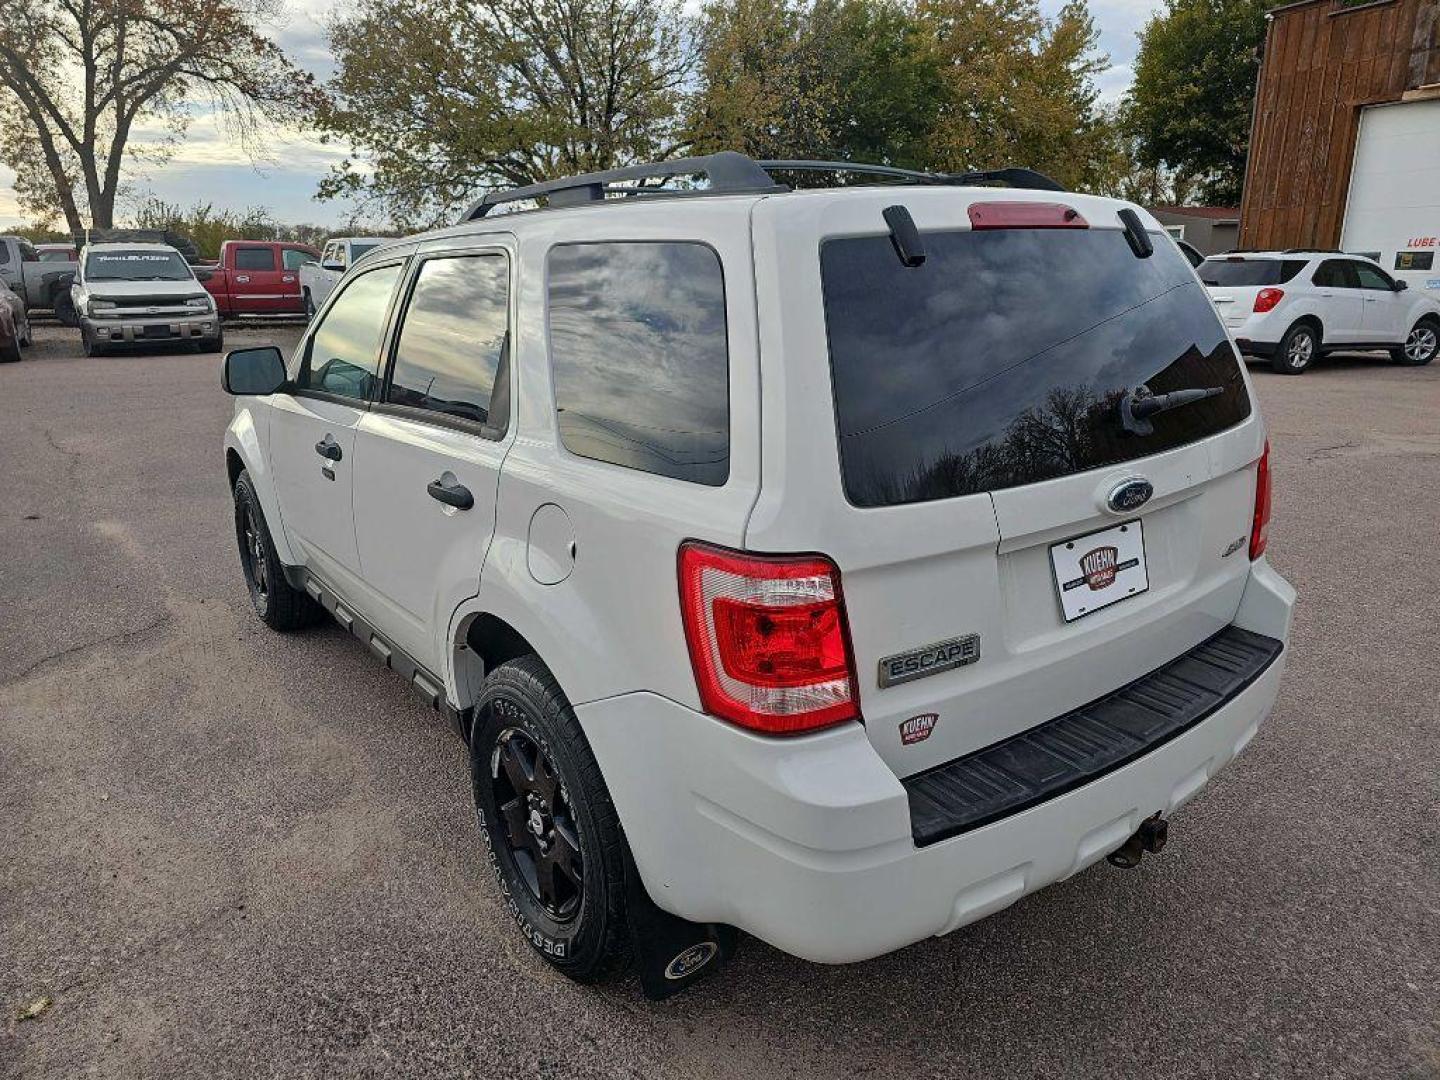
222;153;1294;997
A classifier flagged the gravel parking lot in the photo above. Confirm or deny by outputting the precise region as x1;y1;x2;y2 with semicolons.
2;322;1437;1080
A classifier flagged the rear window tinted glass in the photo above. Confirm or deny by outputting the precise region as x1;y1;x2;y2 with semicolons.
1199;258;1305;286
388;254;509;432
822;228;1251;508
547;242;729;486
234;247;276;271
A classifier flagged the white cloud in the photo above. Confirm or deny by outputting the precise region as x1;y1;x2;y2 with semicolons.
0;165;22;228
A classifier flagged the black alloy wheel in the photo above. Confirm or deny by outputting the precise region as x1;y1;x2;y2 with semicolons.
239;500;269;604
490;727;584;922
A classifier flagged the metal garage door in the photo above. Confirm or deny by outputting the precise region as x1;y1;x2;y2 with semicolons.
1341;98;1440;292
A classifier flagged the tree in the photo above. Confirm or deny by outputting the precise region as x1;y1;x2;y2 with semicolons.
0;0;309;234
686;0;1116;188
1122;0;1268;205
686;0;941;168
316;0;693;228
919;0;1115;190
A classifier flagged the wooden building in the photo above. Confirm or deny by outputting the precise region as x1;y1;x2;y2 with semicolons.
1238;0;1440;251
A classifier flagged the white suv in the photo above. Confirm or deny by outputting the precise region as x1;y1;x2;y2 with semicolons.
1200;250;1440;374
221;153;1295;998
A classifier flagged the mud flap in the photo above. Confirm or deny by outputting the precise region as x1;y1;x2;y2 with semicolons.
624;851;736;1000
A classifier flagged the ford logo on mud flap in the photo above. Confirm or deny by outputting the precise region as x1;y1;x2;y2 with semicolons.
1107;477;1153;513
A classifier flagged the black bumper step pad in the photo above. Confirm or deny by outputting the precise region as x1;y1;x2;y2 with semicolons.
903;626;1284;847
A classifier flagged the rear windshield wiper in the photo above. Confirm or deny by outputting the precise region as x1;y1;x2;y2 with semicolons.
1119;385;1224;436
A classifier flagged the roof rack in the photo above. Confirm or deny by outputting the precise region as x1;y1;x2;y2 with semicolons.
1281;248;1346;254
463;152;1064;220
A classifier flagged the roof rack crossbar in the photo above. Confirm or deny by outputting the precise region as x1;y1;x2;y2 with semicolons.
759;160;1063;191
462;153;1065;220
464;151;786;219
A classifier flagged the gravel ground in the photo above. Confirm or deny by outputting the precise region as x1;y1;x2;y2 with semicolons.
2;323;1437;1079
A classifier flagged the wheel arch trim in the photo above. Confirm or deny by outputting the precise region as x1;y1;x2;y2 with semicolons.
225;409;298;566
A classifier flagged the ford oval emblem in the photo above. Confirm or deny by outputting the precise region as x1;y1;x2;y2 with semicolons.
1107;477;1153;513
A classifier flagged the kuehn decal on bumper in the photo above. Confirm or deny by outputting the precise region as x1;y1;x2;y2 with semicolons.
899;713;938;745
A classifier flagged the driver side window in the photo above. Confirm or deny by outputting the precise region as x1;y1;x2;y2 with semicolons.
296;263;402;402
1352;262;1395;291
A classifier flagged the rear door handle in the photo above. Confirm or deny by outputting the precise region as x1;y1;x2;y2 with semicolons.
314;435;342;461
427;478;474;510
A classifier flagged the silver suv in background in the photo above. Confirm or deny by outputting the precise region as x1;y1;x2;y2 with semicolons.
72;243;222;356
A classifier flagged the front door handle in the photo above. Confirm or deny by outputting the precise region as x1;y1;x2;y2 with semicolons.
427;478;474;510
315;435;342;461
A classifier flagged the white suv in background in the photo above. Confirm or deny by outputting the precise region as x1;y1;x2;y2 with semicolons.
221;153;1295;998
1200;250;1440;374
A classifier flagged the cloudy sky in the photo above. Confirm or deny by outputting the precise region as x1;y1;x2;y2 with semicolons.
0;0;1158;230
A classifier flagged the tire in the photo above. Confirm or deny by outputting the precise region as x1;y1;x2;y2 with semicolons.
303;289;316;321
52;289;79;328
0;338;20;363
81;326;106;358
1392;318;1438;366
471;656;632;984
1270;321;1318;375
233;470;320;632
200;329;225;354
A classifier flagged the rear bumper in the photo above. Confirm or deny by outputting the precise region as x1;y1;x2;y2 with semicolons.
581;561;1295;964
1235;337;1279;358
82;314;219;344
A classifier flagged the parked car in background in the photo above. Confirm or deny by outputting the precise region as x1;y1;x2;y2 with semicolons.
0;235;78;317
196;240;320;318
72;243;222;356
222;153;1294;997
0;278;31;362
1177;239;1205;268
1200;251;1440;373
36;243;78;262
299;236;396;317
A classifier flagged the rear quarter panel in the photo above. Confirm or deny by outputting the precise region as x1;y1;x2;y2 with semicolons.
451;200;764;711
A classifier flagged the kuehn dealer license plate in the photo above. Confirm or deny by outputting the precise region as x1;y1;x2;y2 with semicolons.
1050;520;1148;622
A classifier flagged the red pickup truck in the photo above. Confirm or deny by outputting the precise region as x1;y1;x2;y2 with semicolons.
197;241;320;317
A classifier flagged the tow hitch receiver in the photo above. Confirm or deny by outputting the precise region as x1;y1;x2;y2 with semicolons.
1106;813;1169;869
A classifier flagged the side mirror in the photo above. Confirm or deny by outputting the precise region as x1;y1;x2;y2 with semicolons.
223;346;287;395
1393;279;1408;292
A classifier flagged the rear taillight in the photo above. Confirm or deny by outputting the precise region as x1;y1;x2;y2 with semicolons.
678;542;859;735
1254;288;1285;313
1250;440;1272;560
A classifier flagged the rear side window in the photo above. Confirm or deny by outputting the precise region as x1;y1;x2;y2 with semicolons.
822;228;1252;508
547;242;729;486
1312;260;1356;288
1199;258;1305;286
234;247;276;271
387;254;510;433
